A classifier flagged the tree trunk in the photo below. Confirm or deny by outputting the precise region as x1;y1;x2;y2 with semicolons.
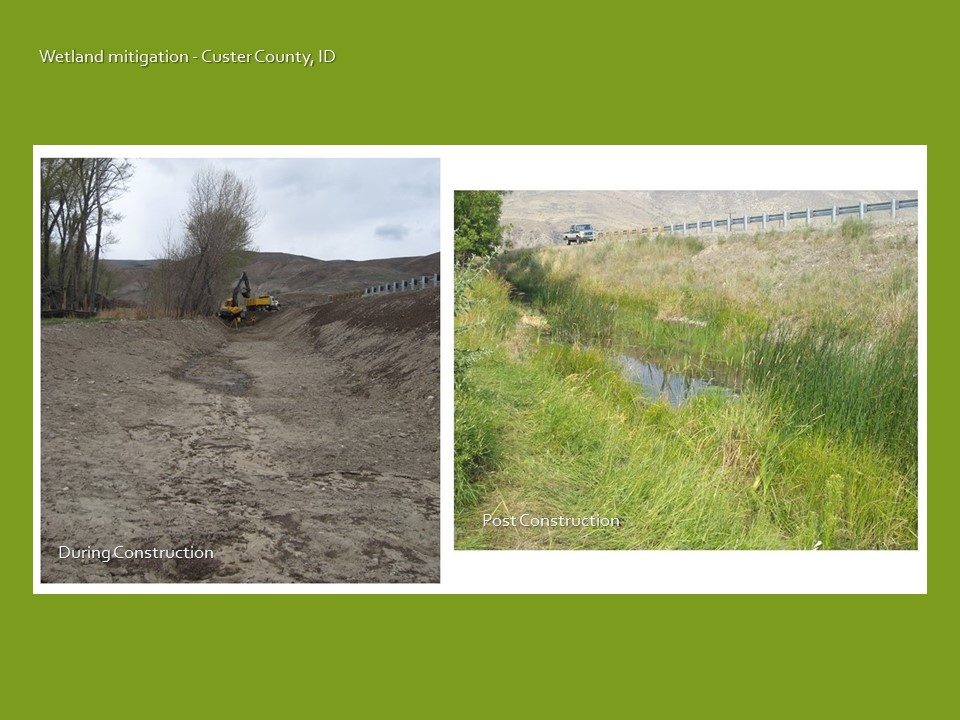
88;200;104;313
57;213;70;310
71;224;86;310
178;253;203;317
40;202;53;288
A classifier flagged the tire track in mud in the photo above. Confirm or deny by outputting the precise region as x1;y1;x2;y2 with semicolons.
75;317;435;583
41;306;440;584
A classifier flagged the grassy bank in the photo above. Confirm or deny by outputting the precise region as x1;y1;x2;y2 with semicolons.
455;222;918;549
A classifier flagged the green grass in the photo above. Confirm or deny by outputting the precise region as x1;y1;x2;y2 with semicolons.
455;285;916;549
747;313;918;474
454;262;518;508
455;225;918;550
454;383;506;508
502;245;766;377
840;218;872;240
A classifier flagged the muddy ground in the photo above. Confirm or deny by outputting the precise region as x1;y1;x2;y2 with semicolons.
40;289;440;583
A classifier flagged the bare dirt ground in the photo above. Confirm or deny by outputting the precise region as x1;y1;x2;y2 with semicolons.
40;289;439;583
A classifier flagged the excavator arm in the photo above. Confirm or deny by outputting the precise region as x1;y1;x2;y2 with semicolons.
232;272;251;307
219;272;252;320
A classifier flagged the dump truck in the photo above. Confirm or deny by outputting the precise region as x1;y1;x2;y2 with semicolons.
244;294;282;312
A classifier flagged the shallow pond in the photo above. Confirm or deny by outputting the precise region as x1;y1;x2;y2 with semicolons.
618;354;735;407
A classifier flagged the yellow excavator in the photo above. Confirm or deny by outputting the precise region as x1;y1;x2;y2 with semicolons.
218;271;251;323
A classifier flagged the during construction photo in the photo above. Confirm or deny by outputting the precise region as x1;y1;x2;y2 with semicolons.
39;156;440;583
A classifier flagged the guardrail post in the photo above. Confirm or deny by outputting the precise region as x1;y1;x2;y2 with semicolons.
711;219;716;233
892;198;897;220
832;206;837;224
859;201;865;220
762;213;767;231
783;209;788;229
806;208;811;226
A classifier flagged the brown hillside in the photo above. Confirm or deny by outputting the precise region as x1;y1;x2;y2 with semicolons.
102;251;441;307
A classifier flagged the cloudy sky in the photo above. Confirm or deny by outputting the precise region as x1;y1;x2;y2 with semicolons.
107;158;439;261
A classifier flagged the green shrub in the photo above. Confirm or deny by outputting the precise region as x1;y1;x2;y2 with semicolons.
840;218;872;240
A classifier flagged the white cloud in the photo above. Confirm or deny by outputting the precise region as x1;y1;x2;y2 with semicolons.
107;158;439;261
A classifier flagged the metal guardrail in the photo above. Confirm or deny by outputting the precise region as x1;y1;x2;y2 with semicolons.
362;274;440;298
597;198;918;239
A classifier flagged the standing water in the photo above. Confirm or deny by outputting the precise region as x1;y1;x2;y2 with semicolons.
617;354;734;407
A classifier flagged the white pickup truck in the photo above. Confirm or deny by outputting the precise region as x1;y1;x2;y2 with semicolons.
563;223;597;245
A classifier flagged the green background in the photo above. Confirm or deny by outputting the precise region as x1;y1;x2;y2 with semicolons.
10;1;942;714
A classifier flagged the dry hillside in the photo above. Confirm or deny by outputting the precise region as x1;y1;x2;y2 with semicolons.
502;191;919;249
102;251;441;308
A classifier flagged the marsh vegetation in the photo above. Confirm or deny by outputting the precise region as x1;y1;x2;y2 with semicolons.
455;220;918;549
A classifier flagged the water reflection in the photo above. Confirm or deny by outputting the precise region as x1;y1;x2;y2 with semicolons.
618;354;732;406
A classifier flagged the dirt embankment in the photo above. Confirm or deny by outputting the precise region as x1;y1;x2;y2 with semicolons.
40;289;440;584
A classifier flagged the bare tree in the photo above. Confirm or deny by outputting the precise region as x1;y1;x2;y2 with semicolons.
39;157;132;312
40;159;67;305
152;168;262;317
86;159;133;311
